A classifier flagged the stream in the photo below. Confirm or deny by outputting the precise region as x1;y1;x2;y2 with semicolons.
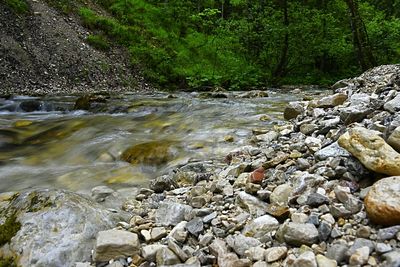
0;90;326;193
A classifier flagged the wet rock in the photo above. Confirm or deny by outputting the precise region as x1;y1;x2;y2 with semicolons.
91;186;115;202
281;223;319;246
94;230;140;262
316;93;347;108
314;142;351;161
284;102;305;120
256;131;279;143
121;140;178;165
19;100;42;112
264;246;287;263
338;127;400;176
364;176;400;226
156;247;181;265
155;202;193;226
237;90;269;98
236;191;268;216
0;189;123;267
150;175;176;193
242;215;279;241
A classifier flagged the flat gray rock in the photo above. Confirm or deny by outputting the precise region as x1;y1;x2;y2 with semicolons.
94;229;140;262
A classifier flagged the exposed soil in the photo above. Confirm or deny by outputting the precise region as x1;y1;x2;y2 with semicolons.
0;0;152;96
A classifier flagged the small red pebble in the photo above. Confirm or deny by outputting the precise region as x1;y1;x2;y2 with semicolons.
249;167;265;184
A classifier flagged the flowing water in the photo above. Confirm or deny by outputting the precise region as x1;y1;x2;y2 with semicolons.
0;90;325;192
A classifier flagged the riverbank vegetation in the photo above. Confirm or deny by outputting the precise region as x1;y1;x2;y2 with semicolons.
5;0;400;90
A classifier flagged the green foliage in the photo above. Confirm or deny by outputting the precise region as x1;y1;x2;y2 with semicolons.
0;257;17;267
5;0;29;14
73;0;400;89
86;34;110;51
0;213;21;246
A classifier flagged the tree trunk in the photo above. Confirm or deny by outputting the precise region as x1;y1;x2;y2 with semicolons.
273;0;289;81
344;0;377;71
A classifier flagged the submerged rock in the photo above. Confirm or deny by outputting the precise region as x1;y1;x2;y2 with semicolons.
364;176;400;226
0;189;123;267
121;140;179;165
284;102;305;120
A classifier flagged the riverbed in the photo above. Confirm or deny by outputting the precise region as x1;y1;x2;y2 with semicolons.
0;90;326;192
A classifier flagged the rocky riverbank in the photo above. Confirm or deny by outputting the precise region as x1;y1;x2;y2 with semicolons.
1;65;400;267
0;0;151;96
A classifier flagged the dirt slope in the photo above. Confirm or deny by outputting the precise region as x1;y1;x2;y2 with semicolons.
0;0;151;96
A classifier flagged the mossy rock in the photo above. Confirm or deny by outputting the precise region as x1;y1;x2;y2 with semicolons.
0;213;21;247
121;141;178;165
0;257;17;267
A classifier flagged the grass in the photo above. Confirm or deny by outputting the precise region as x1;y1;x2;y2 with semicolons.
0;213;21;246
86;34;110;51
5;0;29;14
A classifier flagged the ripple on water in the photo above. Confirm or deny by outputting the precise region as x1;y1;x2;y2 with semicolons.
0;90;321;192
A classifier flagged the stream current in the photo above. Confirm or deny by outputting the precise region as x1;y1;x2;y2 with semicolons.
0;90;325;192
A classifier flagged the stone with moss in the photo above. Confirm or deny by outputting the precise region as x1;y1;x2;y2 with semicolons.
121;140;178;165
0;189;125;266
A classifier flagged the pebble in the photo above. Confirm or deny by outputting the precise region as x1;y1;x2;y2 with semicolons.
186;217;204;237
264;246;287;263
94;230;140;262
281;223;319;246
293;251;317;267
315;254;337;267
349;246;370;266
51;66;400;267
156;247;181;265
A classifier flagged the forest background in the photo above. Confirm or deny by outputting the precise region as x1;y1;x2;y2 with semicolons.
8;0;400;90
